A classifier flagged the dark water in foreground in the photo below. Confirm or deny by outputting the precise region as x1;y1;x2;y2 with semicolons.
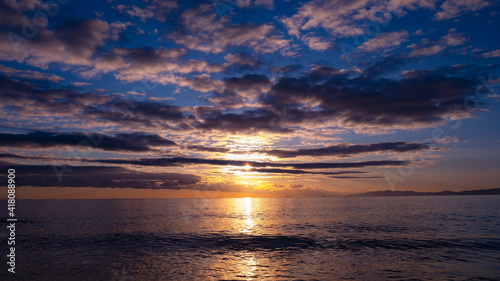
1;196;500;280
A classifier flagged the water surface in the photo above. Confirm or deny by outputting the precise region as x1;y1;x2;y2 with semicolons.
1;196;499;280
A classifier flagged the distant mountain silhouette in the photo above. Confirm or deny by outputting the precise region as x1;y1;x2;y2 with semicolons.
355;188;500;197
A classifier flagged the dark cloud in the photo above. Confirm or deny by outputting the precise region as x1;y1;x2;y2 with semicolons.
90;156;408;169
0;161;200;189
0;18;109;68
263;77;312;107
0;75;113;116
330;176;385;179
185;145;231;153
1;62;486;135
87;46;223;81
0;75;191;130
223;74;271;96
84;99;191;129
0;132;177;152
262;142;429;158
360;55;406;77
285;160;407;170
309;66;343;81
194;108;295;133
0;152;39;159
0;0;36;27
209;74;272;108
269;65;304;74
246;168;370;175
264;68;480;128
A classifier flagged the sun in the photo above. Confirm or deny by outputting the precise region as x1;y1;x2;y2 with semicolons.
244;164;252;170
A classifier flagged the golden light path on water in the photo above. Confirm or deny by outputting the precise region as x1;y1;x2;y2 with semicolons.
242;197;255;234
235;197;258;280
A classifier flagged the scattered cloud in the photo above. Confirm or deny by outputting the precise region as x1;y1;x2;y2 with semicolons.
224;53;262;69
113;0;177;22
281;0;434;38
408;28;467;57
71;82;92;87
302;36;332;51
435;0;493;20
0;0;498;194
357;31;409;53
0;64;63;82
169;4;291;54
481;49;500;58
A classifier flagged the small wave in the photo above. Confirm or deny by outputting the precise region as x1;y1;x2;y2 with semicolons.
17;232;500;255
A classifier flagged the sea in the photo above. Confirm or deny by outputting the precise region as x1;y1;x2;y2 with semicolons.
1;195;499;280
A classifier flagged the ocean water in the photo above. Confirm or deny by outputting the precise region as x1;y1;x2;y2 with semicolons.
1;195;500;280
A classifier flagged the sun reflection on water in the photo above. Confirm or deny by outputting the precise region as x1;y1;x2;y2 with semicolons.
241;197;255;234
235;198;259;280
241;252;257;280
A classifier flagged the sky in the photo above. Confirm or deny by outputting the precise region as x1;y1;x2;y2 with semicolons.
0;0;499;199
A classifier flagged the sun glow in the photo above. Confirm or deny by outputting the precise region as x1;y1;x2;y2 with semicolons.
221;135;277;163
215;136;281;189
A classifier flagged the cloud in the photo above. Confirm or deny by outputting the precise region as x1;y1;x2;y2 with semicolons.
177;74;224;93
0;75;192;131
0;161;200;189
408;44;447;57
224;53;262;69
193;108;295;133
71;82;92;87
235;0;274;8
408;28;466;57
414;29;425;36
281;0;434;38
109;21;135;40
91;156;409;170
169;4;290;54
435;0;493;20
357;31;409;52
329;175;385;179
0;0;43;27
185;145;231;153
433;136;459;144
362;55;406;76
247;168;370;176
0;18;110;69
83;99;190;129
261;142;430;158
0;61;486;135
0;152;47;160
264;65;480;129
0;11;225;85
302;36;331;51
481;49;500;58
0;132;177;152
0;64;63;82
113;0;177;22
219;74;272;101
85;46;224;84
309;66;343;79
0;75;114;121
